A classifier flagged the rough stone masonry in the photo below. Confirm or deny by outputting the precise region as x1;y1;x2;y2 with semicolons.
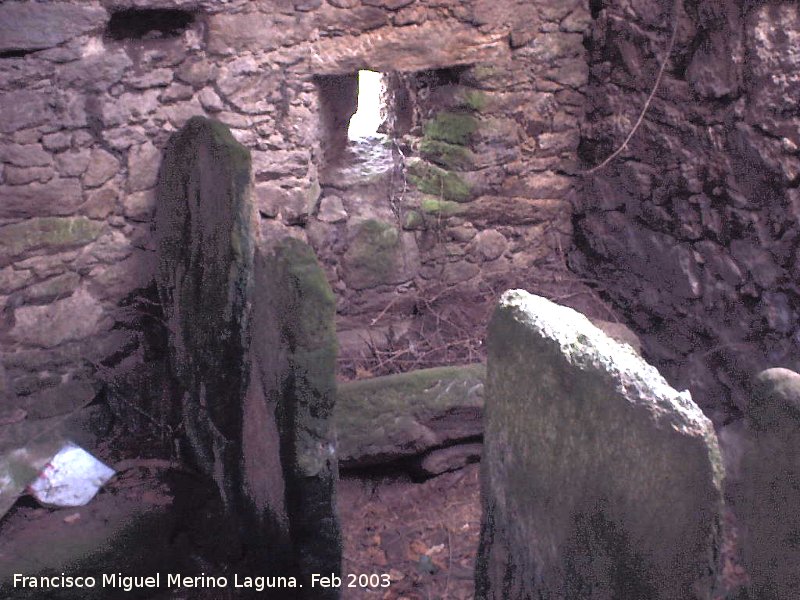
573;0;800;421
0;0;586;442
1;0;797;440
476;290;724;599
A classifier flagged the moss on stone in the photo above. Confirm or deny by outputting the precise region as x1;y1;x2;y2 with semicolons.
479;291;725;599
403;210;425;230
22;272;80;303
420;196;465;217
469;65;501;86
335;364;485;464
343;219;403;290
0;217;105;266
156;115;255;513
407;160;472;203
280;276;337;433
260;237;341;574
419;139;475;170
273;236;336;355
461;89;489;112
423;112;479;145
204;116;252;172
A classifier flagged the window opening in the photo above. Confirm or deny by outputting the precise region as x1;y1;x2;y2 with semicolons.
0;49;34;59
106;9;194;41
347;70;385;141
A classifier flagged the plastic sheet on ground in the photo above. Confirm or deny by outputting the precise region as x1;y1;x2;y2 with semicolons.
27;443;115;508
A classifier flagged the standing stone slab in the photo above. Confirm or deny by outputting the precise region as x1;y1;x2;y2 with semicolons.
475;290;723;600
155;116;255;526
738;368;800;599
156;118;341;595
249;237;341;598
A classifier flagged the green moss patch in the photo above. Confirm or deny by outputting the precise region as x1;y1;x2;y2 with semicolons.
407;160;472;203
419;139;475;170
460;89;489;112
403;210;424;230
271;236;336;353
0;217;105;267
335;364;485;466
342;219;404;290
204;117;252;173
465;64;504;88
420;196;465;217
423;112;479;145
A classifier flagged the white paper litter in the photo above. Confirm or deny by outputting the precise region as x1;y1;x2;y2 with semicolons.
27;443;116;507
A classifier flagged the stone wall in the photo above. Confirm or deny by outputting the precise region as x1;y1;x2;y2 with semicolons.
0;0;592;430
572;0;800;423
2;0;798;431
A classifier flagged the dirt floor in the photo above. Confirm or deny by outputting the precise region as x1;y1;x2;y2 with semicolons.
338;465;482;600
0;461;481;600
0;456;748;600
338;466;749;600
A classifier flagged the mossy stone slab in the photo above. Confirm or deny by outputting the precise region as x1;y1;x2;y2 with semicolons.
252;236;341;597
419;138;476;170
738;368;800;599
335;364;485;467
420;195;465;217
476;290;723;600
407;160;472;203
0;217;104;267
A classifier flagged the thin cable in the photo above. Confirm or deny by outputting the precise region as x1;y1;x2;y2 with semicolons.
585;0;681;174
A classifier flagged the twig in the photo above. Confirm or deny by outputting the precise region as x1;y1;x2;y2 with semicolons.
370;293;402;326
444;524;452;599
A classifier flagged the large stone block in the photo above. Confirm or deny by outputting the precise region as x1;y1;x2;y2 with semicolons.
0;2;107;52
207;12;309;55
737;367;800;599
0;179;83;218
342;219;417;290
0;143;52;168
335;364;485;468
309;21;509;75
249;237;342;598
0;217;105;267
10;288;107;348
156;118;341;594
155;116;255;513
476;290;723;600
463;196;571;227
127;141;162;193
0;91;50;134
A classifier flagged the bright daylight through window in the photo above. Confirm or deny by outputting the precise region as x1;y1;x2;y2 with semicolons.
347;70;384;140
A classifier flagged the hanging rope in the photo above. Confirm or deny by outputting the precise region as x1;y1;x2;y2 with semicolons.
585;0;681;174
